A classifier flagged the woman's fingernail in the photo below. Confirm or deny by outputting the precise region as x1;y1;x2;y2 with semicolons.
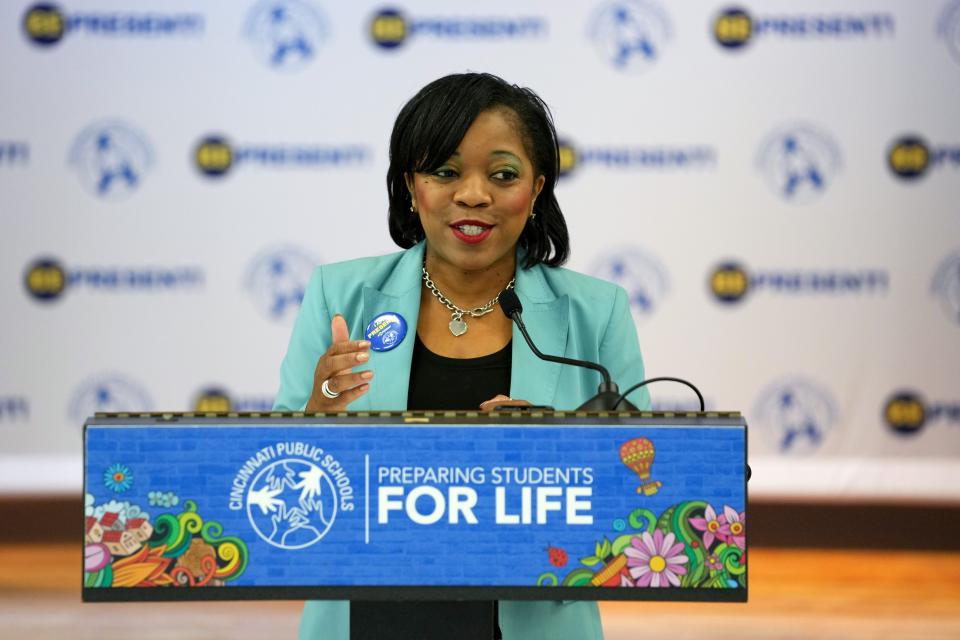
361;371;373;380
357;352;369;362
358;340;371;349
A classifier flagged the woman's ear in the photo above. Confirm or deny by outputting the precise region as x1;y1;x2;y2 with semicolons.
531;174;545;211
404;172;416;211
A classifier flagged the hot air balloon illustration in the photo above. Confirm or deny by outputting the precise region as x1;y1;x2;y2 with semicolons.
620;438;662;496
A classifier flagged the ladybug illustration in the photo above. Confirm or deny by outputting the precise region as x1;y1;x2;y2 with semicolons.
546;545;568;568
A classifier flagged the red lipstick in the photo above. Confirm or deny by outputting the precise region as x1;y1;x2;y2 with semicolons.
449;219;494;245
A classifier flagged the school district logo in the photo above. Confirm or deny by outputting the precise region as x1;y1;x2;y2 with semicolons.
938;0;960;65
753;378;838;455
243;0;327;71
587;0;672;73
244;246;317;323
230;442;355;550
69;374;152;422
932;250;960;324
756;124;842;203
590;248;669;320
69;121;154;200
247;459;337;549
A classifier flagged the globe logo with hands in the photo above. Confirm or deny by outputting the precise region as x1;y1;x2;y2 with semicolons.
246;459;337;550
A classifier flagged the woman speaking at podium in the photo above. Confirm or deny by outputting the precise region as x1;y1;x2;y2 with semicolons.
274;72;650;640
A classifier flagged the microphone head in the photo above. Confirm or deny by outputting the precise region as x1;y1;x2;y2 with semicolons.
500;289;522;318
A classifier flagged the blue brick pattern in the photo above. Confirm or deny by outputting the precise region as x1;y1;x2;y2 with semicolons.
85;421;745;588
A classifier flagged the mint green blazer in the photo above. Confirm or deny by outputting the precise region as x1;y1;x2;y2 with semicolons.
274;241;650;640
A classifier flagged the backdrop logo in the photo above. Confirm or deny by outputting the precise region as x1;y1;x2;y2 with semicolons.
884;390;960;436
193;386;274;412
0;396;30;421
23;256;204;302
587;0;672;73
714;8;751;48
709;261;889;304
69;374;152;423
193;134;369;178
0;141;30;166
557;140;577;176
589;247;670;321
244;246;316;323
228;443;355;550
24;258;67;301
194;136;233;177
22;3;204;47
368;6;545;49
753;377;838;455
69;121;154;200
712;7;894;49
937;0;960;65
932;250;960;324
756;124;842;203
558;138;715;177
709;262;749;303
370;8;406;47
23;3;65;44
243;0;327;71
887;134;960;181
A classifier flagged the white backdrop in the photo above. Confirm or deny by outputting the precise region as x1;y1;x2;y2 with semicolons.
1;0;958;499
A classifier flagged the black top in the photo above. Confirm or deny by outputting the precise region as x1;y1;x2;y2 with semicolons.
407;334;512;410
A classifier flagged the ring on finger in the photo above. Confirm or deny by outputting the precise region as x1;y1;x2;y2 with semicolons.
321;379;341;399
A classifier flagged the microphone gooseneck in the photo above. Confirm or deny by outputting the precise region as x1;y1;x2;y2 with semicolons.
499;290;636;411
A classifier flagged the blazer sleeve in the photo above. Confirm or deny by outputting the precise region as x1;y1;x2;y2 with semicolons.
273;267;331;411
599;286;652;410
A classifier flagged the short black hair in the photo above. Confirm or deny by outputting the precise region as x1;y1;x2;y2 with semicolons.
387;72;569;268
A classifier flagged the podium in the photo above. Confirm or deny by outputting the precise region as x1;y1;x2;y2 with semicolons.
82;411;748;636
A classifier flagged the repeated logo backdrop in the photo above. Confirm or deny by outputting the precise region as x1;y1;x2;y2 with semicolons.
1;1;958;499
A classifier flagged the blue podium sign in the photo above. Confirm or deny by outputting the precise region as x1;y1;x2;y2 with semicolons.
82;413;747;602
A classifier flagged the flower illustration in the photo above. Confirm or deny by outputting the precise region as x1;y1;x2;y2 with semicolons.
718;506;746;550
623;529;689;588
689;503;726;548
706;554;723;572
148;491;179;507
104;463;134;493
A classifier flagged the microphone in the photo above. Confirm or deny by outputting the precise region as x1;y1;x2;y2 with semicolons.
501;292;742;478
500;289;637;411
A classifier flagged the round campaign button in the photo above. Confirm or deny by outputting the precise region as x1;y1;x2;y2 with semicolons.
364;312;407;352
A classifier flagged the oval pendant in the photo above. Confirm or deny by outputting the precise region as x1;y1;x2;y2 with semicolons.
449;317;468;337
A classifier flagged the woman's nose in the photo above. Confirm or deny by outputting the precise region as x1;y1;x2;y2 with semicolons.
454;172;492;208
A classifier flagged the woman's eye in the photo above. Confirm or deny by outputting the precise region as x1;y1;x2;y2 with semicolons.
492;169;519;182
431;168;457;179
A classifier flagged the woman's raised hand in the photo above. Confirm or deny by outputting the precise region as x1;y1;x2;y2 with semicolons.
305;314;373;411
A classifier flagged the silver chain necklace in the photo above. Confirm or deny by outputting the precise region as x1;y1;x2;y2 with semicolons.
421;264;515;337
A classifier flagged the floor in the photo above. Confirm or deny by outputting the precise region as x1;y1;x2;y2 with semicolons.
1;544;958;639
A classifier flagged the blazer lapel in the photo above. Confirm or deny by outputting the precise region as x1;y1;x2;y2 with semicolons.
509;264;570;408
355;243;424;411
